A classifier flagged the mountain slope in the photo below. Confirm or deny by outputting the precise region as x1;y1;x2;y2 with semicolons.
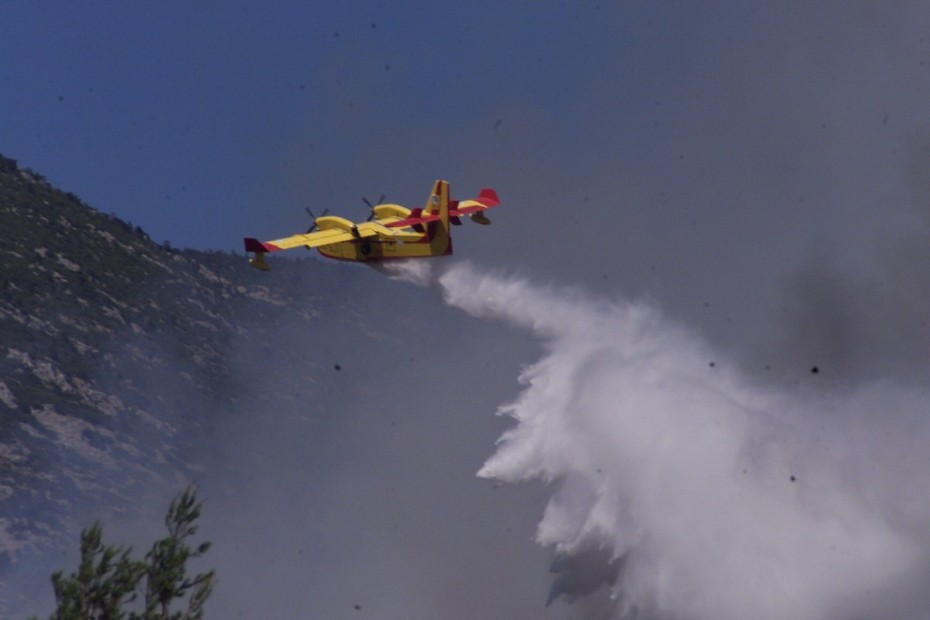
0;153;359;569
0;155;557;620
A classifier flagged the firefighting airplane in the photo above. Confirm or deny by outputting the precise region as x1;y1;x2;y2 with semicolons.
243;180;500;270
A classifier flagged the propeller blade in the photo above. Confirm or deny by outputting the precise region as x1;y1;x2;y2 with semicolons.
363;195;385;221
305;207;330;233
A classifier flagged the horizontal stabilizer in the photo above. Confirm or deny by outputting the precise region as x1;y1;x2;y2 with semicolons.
448;187;501;223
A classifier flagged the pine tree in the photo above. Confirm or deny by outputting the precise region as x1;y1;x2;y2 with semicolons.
35;486;214;620
137;487;214;620
47;523;146;620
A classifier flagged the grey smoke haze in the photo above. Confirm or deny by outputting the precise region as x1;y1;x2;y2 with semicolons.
191;266;564;619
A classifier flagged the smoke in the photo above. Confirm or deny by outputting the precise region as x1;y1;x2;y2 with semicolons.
439;262;930;620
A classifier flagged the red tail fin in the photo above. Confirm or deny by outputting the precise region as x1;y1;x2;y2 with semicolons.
477;188;500;207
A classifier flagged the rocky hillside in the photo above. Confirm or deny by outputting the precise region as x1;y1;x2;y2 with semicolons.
0;153;575;620
0;153;365;579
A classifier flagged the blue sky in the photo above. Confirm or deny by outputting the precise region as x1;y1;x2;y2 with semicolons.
1;2;771;249
3;1;652;248
4;1;930;359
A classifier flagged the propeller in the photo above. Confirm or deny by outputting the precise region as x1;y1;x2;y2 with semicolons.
305;207;330;233
362;195;386;221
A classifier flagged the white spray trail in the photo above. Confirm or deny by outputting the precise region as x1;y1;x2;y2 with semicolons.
368;259;438;287
438;263;930;620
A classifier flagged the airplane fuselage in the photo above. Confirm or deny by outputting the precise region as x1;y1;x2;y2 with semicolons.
316;222;452;261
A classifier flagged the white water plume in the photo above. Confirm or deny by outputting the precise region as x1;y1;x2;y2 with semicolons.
368;258;438;286
439;263;930;620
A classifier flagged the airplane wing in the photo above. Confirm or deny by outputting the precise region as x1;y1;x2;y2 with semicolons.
244;219;424;270
245;228;355;254
246;218;424;253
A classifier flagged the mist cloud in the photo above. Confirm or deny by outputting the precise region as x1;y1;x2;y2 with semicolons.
440;262;930;620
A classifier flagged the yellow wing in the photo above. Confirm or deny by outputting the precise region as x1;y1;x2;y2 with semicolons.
243;214;425;270
258;228;355;251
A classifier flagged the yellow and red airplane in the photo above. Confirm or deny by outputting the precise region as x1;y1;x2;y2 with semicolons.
243;180;500;270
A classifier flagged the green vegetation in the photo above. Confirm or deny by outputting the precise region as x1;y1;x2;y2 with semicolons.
34;487;214;620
